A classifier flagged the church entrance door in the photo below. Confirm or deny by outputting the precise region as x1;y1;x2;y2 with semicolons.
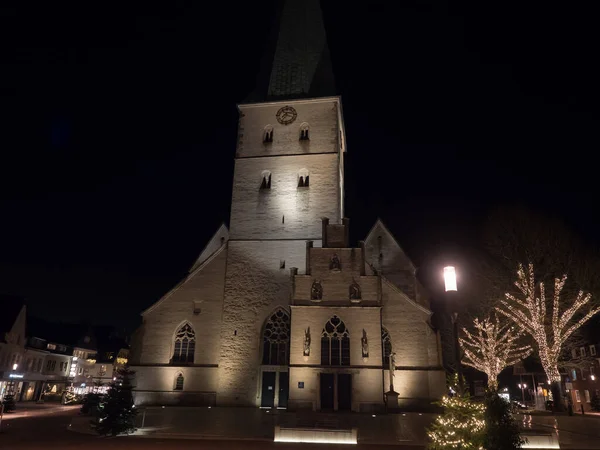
338;374;352;411
261;372;276;407
320;373;334;410
278;372;289;408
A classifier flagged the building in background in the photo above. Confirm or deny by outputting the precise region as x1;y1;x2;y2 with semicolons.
1;300;129;403
565;342;600;413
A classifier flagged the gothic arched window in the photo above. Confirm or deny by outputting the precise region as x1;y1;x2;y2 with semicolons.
299;123;309;141
174;373;184;391
382;327;392;368
262;308;290;365
171;324;195;364
297;168;310;188
260;170;272;190
263;125;274;143
321;316;350;366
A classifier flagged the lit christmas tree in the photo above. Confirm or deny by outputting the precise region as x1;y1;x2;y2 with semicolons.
497;263;600;407
428;376;486;450
93;366;137;436
460;315;532;389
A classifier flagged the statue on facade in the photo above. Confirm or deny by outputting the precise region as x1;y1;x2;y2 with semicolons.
330;253;341;271
361;329;369;358
311;280;323;300
389;352;397;391
349;281;361;300
303;327;311;356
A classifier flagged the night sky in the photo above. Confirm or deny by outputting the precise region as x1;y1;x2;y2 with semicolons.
1;1;599;332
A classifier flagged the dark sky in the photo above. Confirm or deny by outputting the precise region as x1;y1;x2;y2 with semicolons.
1;1;599;331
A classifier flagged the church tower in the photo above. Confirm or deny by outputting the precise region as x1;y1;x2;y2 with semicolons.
217;0;347;405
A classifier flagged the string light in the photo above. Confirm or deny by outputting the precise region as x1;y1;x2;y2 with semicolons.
496;263;600;383
427;395;485;450
460;315;532;389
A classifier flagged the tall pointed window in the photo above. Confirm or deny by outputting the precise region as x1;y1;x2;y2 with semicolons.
260;170;272;190
299;123;309;140
262;308;290;365
321;316;350;366
382;327;392;368
297;168;309;188
263;125;274;143
171;324;195;364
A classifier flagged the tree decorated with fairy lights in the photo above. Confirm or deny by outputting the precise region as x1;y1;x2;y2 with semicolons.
497;263;600;408
460;315;532;390
428;375;486;450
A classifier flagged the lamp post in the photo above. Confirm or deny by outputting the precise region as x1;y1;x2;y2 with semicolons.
444;266;464;394
518;383;527;403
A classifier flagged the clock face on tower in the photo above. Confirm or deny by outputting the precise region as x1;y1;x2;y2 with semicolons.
276;106;297;125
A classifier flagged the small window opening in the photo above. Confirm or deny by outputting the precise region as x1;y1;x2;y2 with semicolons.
298;168;310;188
299;123;309;141
260;170;272;190
263;125;274;143
280;260;285;269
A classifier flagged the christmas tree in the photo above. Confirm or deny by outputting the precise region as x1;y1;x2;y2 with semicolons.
2;393;16;412
428;377;485;450
93;366;137;436
483;391;525;450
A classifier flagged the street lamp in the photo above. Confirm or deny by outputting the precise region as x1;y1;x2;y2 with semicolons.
518;383;527;403
444;266;463;394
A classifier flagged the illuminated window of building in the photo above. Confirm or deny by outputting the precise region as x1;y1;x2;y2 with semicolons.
585;389;591;402
297;168;309;188
321;316;350;366
581;347;587;357
263;125;273;143
261;308;290;365
260;170;272;190
382;327;393;368
299;123;309;141
572;369;577;381
175;373;184;391
47;343;56;350
171;323;196;365
575;390;581;402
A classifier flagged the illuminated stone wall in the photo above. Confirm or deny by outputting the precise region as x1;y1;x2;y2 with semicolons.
381;279;446;402
136;246;228;367
216;240;320;406
236;98;340;159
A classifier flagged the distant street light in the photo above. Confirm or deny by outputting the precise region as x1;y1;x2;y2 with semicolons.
518;383;527;403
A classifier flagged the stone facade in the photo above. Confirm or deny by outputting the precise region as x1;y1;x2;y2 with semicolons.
130;90;444;412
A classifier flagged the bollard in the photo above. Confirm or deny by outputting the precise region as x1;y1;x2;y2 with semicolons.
581;404;585;415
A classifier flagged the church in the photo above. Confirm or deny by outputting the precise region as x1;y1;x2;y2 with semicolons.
129;0;446;412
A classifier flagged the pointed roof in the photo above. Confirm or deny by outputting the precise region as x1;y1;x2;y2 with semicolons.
247;0;336;102
364;218;416;273
189;223;229;273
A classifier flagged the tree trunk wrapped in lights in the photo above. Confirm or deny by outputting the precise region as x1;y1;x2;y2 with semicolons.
496;263;600;409
460;315;532;390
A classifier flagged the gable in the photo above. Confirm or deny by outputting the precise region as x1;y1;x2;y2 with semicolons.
364;219;417;300
142;243;227;317
189;224;229;273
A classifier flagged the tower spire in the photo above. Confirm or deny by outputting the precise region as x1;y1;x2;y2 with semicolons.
248;0;335;102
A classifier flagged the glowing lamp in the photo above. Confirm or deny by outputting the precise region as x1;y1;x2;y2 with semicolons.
443;266;457;292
